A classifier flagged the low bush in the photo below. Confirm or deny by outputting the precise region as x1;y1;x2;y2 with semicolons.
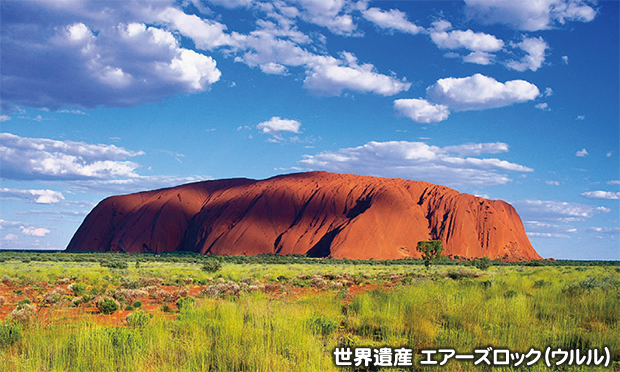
70;282;87;296
473;257;492;271
307;315;339;337
126;311;151;328
97;297;120;315
201;260;222;273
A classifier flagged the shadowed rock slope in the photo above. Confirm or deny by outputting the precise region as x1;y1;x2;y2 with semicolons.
66;172;541;260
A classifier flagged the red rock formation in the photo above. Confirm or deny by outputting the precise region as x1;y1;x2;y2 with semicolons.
66;172;541;260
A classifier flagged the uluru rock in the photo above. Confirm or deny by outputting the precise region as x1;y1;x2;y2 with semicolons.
66;171;541;260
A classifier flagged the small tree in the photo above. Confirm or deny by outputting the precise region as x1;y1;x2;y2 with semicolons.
201;259;222;273
416;240;444;268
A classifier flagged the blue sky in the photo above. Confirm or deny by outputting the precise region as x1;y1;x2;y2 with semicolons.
0;0;618;260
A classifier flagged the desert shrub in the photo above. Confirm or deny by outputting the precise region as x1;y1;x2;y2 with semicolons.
97;297;120;315
200;282;241;298
563;276;620;296
307;315;339;337
201;260;222;273
140;277;163;287
9;303;36;325
1;276;17;287
132;300;142;309
42;290;62;306
446;268;480;280
101;260;128;270
161;304;173;313
126;311;151;328
176;296;196;311
0;322;22;348
120;278;143;289
113;289;148;304
70;282;87;296
310;276;327;288
473;257;492;271
0;296;5;307
55;277;71;285
106;327;140;348
264;283;282;293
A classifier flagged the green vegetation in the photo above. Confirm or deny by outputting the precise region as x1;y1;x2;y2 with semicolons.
0;251;617;371
201;259;222;273
416;240;444;267
97;297;120;315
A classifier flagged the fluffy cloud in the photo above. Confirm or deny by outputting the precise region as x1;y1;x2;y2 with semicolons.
158;7;232;50
257;117;302;142
430;20;504;52
581;191;620;200
362;7;423;34
257;117;302;134
288;0;356;35
0;132;143;180
233;28;409;96
465;0;598;31
506;36;548;72
0;188;65;204
427;74;540;111
1;1;222;110
304;52;411;96
394;99;449;123
0;219;52;237
397;74;539;123
512;199;610;221
299;140;532;188
21;226;51;237
462;51;495;65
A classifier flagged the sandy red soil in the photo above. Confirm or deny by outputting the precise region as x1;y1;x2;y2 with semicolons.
0;281;387;327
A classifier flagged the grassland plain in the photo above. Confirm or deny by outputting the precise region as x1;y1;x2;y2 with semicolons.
0;252;618;372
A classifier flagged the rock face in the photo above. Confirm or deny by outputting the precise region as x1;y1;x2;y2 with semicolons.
66;172;541;260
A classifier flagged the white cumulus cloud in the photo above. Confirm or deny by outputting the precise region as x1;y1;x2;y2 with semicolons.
304;52;411;96
0;132;143;180
0;188;65;204
299;140;532;188
427;74;540;111
21;226;51;237
465;0;598;31
1;2;223;111
507;36;548;72
394;99;450;123
257;117;302;134
430;21;504;52
362;7;424;34
396;74;539;123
